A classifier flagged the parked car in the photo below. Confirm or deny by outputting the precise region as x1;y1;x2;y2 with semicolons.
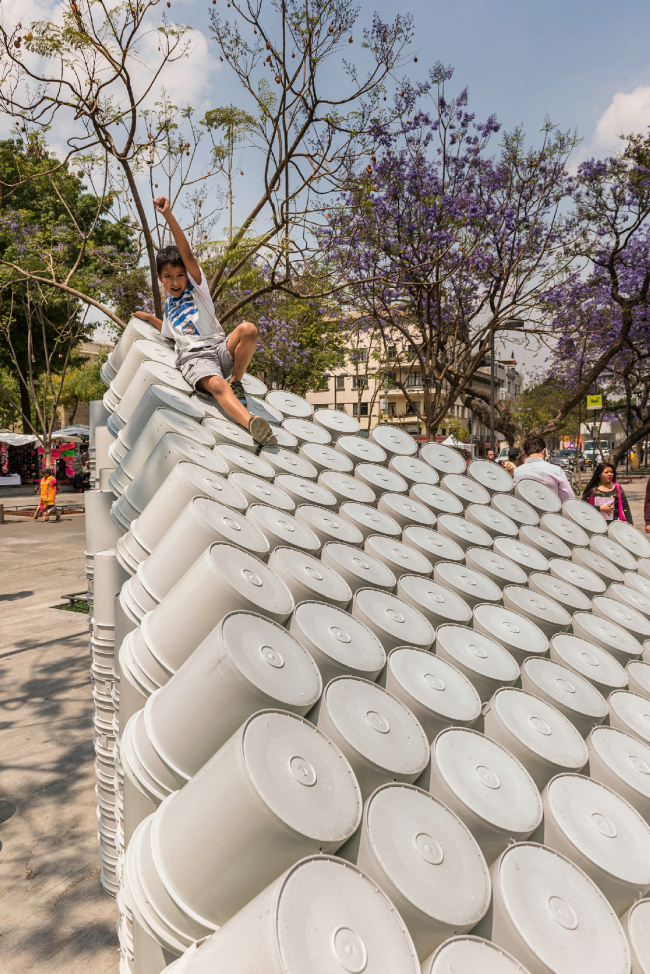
551;448;585;472
582;440;610;465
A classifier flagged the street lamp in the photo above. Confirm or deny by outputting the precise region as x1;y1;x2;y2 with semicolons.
490;319;526;454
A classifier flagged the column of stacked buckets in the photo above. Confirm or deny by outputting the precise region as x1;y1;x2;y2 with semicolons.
84;317;650;974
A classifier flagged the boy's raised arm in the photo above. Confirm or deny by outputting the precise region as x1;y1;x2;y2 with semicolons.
153;196;203;285
133;310;163;330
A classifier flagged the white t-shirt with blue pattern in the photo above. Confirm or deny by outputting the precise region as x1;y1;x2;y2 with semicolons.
161;268;225;355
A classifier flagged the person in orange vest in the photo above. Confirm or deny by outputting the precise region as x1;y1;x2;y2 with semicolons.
34;468;61;521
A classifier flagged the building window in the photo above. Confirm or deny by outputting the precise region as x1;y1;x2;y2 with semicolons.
335;375;345;391
350;348;368;362
336;403;346;412
352;376;368;390
352;402;368;416
387;345;396;359
407;372;421;388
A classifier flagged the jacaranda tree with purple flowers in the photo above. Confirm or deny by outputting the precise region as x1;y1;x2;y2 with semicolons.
322;63;579;441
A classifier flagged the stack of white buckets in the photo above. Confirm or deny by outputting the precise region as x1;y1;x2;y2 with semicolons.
83;317;650;974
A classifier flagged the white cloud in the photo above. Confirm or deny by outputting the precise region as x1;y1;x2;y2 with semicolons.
592;85;650;152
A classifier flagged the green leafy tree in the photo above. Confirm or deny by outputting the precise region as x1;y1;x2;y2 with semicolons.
0;137;134;456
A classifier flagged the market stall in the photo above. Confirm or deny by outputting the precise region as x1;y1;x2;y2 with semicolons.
0;431;39;486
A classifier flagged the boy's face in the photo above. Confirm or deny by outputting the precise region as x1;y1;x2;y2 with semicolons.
158;263;188;298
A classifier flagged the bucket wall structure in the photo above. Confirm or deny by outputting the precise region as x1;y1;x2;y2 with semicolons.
84;375;650;974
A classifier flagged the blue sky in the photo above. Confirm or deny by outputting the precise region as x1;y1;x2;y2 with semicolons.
171;0;650;163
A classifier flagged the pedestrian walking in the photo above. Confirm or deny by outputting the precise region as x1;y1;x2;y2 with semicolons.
583;462;632;523
512;435;575;502
34;468;61;521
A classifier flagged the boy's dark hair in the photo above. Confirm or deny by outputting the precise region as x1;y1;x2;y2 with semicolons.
508;447;522;462
43;467;52;476
156;245;185;276
523;435;546;456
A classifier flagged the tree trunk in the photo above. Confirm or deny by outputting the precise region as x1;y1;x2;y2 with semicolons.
16;347;33;434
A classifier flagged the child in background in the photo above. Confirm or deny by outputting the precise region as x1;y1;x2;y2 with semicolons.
34;468;61;521
135;196;276;447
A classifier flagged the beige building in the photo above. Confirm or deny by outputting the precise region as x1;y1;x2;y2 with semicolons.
306;351;522;454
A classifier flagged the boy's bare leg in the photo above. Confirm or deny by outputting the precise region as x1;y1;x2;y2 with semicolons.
198;374;251;427
226;321;258;381
198;373;277;446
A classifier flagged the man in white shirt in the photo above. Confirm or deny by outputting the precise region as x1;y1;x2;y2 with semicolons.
513;435;575;502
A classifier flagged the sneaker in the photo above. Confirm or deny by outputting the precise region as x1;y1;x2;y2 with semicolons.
43;516;49;522
230;379;247;405
56;513;61;521
248;415;277;447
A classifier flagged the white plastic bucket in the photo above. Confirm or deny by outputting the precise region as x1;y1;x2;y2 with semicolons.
493;536;549;575
384;646;481;741
274;473;337;509
318;469;376;506
321;541;397;593
313;407;360;439
528;572;592;613
423;935;534;974
336;434;387;466
352;587;435;651
473;604;549;665
364;535;433;578
573;545;625;583
268;547;352;609
434;562;502;609
294;505;364;547
143;611;323;781
245;505;321;554
410;483;464;517
370;423;418;457
389;454;439;486
402;525;465;565
288;599;386;685
480;842;630;974
314;676;430;799
135;496;270;607
535;773;650;915
587;725;650;825
483;687;588;790
139;543;294;678
436;625;520;701
355;463;408;500
502;585;572;637
465;547;528;589
520;657;608;738
228;471;296;511
437;514;493;551
299;442;354;474
124;461;247;567
149;710;362;927
419;727;542;864
162;855;420;974
550;633;628;695
572;611;643;665
397;574;472;627
441;474;491;509
466;504;519;540
337;783;491;961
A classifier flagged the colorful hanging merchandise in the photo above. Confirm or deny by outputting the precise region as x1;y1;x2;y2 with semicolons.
0;442;8;475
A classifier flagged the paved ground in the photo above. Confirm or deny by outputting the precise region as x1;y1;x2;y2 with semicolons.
0;513;118;974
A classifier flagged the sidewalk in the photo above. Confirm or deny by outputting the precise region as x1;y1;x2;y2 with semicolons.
0;513;118;974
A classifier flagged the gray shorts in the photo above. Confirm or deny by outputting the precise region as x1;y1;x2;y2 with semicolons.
178;340;234;390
